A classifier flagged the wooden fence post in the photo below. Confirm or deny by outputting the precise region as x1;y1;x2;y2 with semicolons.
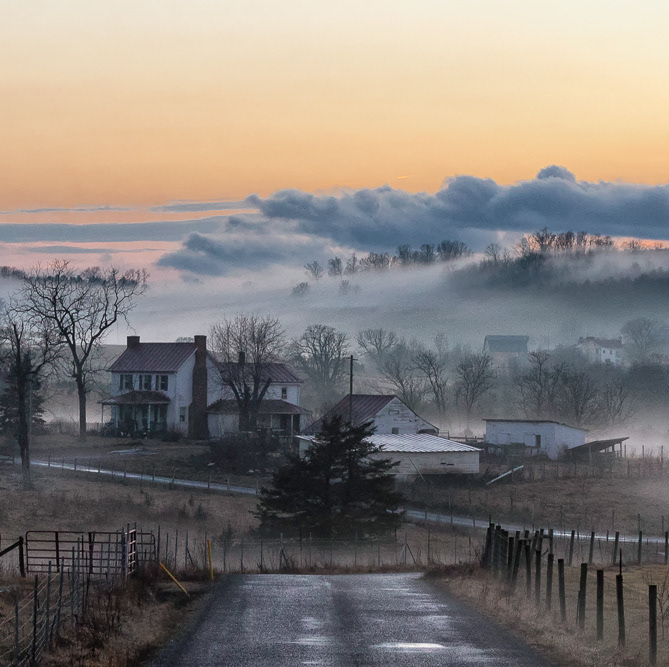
558;558;566;622
507;537;514;581
612;531;619;565
649;584;657;666
637;531;643;565
589;531;595;565
616;573;625;647
577;563;588;630
512;539;522;588
546;553;554;610
596;569;604;641
535;550;542;607
18;536;25;577
665;532;668;566
569;530;575;567
525;542;532;599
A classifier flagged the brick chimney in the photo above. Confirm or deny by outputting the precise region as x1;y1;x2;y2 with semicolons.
127;335;140;348
189;335;209;440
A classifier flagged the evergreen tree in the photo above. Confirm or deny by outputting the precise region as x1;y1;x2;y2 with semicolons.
0;355;46;440
255;417;404;537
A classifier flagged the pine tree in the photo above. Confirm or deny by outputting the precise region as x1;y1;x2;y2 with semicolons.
255;416;404;537
0;354;46;443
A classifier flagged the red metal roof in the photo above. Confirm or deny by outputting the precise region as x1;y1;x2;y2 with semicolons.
207;399;310;415
110;343;196;373
216;362;302;384
305;394;398;434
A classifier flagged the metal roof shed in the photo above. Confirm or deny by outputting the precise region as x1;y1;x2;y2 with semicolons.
296;434;480;479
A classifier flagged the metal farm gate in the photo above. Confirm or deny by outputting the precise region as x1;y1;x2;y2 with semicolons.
24;528;156;578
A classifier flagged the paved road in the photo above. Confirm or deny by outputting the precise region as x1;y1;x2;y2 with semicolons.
155;573;548;666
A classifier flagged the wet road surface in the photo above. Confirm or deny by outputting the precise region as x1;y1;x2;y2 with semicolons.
156;573;548;666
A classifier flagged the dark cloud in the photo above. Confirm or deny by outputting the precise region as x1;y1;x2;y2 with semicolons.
246;168;669;249
0;205;131;214
157;232;325;276
150;200;254;213
0;217;225;243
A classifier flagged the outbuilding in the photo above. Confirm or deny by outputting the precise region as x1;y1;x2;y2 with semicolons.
297;433;480;480
484;419;587;460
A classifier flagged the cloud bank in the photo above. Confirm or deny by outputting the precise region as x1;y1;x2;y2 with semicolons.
161;167;669;275
3;167;669;277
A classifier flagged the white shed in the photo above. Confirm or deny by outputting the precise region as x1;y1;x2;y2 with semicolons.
484;419;586;460
297;433;480;479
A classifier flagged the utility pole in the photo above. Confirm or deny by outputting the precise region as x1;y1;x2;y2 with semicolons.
349;355;353;424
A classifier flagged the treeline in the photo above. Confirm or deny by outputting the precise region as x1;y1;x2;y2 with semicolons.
294;229;669;297
0;264;146;287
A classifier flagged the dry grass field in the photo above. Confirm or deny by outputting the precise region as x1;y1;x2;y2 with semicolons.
433;561;669;666
406;459;669;537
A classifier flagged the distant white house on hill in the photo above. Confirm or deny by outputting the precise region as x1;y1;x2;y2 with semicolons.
576;337;624;365
305;394;438;436
297;433;480;479
484;419;586;460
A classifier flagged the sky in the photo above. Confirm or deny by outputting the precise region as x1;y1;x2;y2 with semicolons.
2;1;669;291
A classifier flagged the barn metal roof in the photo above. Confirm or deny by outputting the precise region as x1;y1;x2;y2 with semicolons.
484;418;587;432
483;335;529;354
110;343;196;373
297;434;480;454
216;362;302;384
305;395;398;434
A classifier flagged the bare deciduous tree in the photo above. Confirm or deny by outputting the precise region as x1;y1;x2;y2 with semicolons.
357;328;399;368
289;324;349;408
622;317;666;361
19;261;148;439
304;261;324;281
455;352;496;420
380;342;429;411
210;314;286;432
414;347;448;415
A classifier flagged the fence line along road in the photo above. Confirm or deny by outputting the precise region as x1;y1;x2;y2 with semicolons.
27;458;669;548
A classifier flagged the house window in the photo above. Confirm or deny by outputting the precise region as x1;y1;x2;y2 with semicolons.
121;374;133;390
535;434;542;448
391;427;399;434
142;374;152;390
180;407;187;423
281;387;288;400
156;375;168;391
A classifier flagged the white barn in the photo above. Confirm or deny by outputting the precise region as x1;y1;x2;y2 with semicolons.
297;433;480;479
484;419;586;460
305;395;437;435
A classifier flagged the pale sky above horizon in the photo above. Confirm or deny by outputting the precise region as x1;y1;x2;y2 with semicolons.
2;1;669;210
2;1;669;281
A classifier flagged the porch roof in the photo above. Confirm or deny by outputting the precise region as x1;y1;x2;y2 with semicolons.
207;399;310;415
102;390;171;406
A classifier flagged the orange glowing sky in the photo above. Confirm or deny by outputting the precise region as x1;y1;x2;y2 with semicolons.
2;1;669;210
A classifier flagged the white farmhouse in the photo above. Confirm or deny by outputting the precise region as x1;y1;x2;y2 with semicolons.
103;335;219;438
576;337;624;365
484;419;586;460
304;395;438;436
207;362;309;437
297;433;480;479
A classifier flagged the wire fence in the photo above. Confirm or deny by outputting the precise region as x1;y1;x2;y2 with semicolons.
0;526;154;666
482;523;669;665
